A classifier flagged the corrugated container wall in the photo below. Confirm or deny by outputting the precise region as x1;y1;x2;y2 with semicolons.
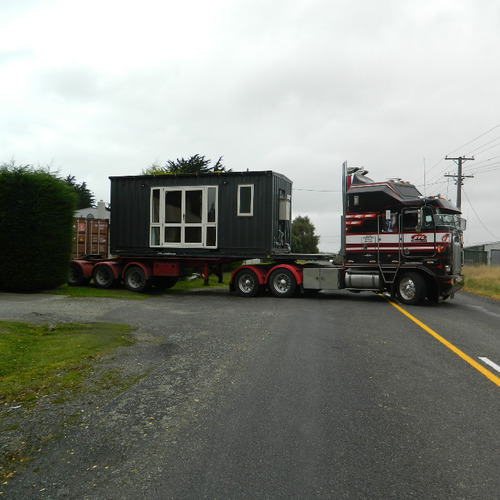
109;171;292;258
72;218;109;258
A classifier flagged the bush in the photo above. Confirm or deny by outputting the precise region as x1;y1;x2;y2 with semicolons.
0;164;76;291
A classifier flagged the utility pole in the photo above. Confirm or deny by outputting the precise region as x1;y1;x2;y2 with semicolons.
444;155;474;209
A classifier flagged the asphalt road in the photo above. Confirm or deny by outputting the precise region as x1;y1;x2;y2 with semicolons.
1;288;499;499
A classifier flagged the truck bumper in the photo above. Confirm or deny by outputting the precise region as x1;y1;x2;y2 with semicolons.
436;273;464;297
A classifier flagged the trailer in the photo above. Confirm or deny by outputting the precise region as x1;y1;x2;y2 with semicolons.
69;163;465;305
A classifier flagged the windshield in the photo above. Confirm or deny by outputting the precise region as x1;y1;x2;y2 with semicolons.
433;209;466;231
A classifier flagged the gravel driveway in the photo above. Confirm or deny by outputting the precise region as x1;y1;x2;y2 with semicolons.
1;288;269;498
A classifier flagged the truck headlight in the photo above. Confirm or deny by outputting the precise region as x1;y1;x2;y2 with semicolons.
444;265;452;274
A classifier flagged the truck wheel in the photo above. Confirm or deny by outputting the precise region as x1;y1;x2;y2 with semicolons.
396;272;426;305
124;266;150;292
68;263;89;286
234;269;260;297
92;265;117;289
268;268;297;298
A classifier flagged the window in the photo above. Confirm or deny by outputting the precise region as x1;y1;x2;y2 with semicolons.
238;184;254;216
150;186;217;248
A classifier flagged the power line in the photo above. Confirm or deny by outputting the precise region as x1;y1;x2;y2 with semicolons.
466;161;500;174
447;123;500;156
465;154;500;168
463;135;500;156
462;187;499;241
293;188;340;193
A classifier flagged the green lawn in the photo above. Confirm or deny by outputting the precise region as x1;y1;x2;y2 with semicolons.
47;272;231;299
0;321;134;404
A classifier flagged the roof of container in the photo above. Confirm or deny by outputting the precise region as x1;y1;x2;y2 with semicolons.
109;170;292;183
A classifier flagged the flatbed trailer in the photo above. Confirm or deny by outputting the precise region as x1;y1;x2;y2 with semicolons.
68;252;334;295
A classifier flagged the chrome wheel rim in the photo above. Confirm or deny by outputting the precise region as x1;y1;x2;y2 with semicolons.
274;273;291;293
238;274;255;293
399;277;416;301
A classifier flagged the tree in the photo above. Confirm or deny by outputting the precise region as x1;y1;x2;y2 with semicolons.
142;154;230;175
0;162;77;291
291;215;320;254
65;175;95;209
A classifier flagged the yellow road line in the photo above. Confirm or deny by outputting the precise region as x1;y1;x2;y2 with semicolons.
384;297;500;388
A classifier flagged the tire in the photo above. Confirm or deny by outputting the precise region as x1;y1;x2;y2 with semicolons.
124;266;151;293
395;272;426;305
92;264;117;289
234;269;260;297
154;276;177;290
68;263;90;286
268;268;297;298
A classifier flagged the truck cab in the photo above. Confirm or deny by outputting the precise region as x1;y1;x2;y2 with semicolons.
343;167;465;304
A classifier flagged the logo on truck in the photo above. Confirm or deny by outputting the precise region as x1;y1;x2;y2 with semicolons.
411;234;427;242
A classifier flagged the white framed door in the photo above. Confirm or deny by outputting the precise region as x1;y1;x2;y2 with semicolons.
150;186;217;248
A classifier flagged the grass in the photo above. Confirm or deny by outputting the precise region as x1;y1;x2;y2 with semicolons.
0;321;134;404
47;284;151;299
462;265;500;301
47;272;231;298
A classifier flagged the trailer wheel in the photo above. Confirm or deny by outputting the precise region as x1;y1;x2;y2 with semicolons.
124;266;151;292
68;263;89;286
234;269;260;297
395;272;426;305
92;264;117;289
268;268;297;298
154;276;177;290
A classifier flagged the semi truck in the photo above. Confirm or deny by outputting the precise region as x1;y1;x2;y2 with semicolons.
69;163;465;305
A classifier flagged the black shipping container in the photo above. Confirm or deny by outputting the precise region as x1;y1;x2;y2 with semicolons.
109;171;293;258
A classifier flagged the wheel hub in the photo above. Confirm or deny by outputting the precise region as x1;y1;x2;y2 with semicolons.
400;278;416;300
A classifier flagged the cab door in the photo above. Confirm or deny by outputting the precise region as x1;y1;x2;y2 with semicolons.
401;207;436;258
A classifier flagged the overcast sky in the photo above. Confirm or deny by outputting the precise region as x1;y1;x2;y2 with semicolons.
2;0;500;251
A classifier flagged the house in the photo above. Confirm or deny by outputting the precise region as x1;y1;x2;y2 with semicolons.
464;242;500;266
74;200;109;220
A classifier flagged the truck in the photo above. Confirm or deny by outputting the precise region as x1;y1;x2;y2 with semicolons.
68;163;465;305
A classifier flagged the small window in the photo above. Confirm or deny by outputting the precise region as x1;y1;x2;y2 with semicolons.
151;227;160;245
151;189;160;223
238;185;254;216
207;187;216;223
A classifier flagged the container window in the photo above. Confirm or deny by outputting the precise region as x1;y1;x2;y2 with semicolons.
152;189;160;223
185;227;202;243
238;185;253;216
206;227;216;246
165;226;181;243
165;191;182;223
185;190;203;223
151;227;160;246
207;187;216;223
